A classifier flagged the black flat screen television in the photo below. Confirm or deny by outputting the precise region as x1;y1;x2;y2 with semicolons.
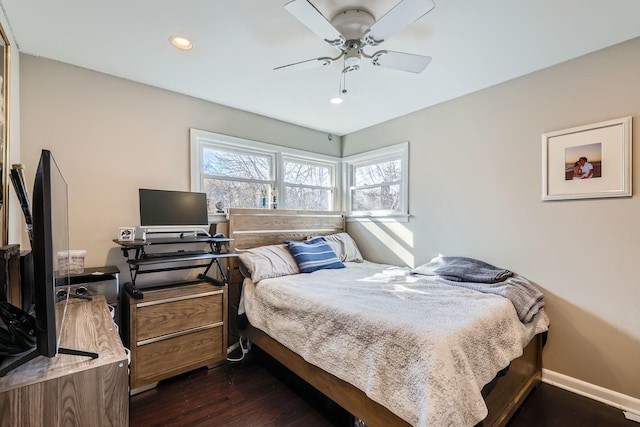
139;189;209;229
32;149;68;357
0;150;97;377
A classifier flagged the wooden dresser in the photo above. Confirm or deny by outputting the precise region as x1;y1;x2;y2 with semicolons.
123;281;228;394
0;296;129;427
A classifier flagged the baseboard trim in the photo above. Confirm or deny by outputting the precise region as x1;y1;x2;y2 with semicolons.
542;369;640;423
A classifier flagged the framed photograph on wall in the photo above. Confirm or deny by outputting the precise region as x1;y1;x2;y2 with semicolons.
541;116;632;201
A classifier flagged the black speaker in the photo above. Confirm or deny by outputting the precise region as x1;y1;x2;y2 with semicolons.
19;250;34;313
208;223;217;236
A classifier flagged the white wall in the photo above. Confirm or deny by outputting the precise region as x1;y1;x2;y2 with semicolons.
343;37;640;399
18;55;341;281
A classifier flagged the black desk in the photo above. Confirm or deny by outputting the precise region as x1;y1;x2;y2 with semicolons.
113;237;237;298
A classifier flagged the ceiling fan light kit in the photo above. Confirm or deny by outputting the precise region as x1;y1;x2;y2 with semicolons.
276;0;435;99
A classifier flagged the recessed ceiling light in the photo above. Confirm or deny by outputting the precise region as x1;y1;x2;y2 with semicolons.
330;97;343;104
169;35;193;50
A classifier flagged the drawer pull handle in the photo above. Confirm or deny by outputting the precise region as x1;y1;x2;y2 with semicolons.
136;290;223;307
137;322;223;346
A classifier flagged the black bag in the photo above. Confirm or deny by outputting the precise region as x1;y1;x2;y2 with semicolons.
0;302;37;357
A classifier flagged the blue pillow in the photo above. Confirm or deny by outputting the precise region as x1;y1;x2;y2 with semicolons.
285;237;345;273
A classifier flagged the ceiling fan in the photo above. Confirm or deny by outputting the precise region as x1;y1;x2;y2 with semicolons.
275;0;436;77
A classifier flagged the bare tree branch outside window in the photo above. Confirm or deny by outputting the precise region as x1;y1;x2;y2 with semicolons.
284;159;333;210
203;148;270;180
200;149;333;211
352;159;401;212
202;148;273;209
192;131;340;214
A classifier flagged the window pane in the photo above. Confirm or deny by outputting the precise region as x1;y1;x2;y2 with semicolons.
284;161;331;186
203;148;271;180
354;159;401;187
285;186;331;210
351;184;400;212
203;178;271;209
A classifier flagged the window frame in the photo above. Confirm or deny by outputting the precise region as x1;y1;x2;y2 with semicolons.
190;129;341;217
280;154;337;211
342;142;409;222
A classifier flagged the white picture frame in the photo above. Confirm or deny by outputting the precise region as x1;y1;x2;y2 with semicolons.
118;227;136;241
541;116;632;201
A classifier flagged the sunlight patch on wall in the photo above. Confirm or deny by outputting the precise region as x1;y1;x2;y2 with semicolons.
359;219;415;267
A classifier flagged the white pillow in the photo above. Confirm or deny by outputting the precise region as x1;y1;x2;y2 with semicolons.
310;233;363;263
237;244;300;283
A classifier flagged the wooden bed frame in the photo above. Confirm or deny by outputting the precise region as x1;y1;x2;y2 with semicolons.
227;208;543;427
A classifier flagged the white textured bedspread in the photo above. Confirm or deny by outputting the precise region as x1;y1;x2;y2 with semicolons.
241;261;549;427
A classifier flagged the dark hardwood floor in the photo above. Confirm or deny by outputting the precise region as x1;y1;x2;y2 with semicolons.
130;348;636;427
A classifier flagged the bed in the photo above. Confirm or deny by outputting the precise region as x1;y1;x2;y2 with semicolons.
227;208;548;427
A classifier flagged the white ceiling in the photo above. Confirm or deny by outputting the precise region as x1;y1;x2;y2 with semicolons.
2;1;640;136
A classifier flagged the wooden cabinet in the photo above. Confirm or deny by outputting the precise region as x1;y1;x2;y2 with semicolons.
0;296;129;427
124;281;227;394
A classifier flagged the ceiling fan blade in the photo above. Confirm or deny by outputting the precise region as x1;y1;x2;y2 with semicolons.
370;50;432;73
364;0;435;46
274;56;335;72
284;0;345;48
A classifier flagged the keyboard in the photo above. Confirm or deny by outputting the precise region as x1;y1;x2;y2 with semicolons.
142;250;207;259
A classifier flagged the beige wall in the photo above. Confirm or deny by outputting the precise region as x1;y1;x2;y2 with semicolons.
343;37;640;398
18;55;340;277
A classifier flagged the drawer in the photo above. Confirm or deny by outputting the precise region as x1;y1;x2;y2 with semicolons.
135;325;224;380
136;291;223;342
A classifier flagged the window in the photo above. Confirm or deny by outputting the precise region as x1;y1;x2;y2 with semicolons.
191;129;339;214
201;145;275;210
192;130;408;221
343;142;409;220
283;157;335;210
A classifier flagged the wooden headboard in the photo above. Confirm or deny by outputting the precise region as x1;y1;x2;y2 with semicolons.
225;208;346;334
227;208;345;251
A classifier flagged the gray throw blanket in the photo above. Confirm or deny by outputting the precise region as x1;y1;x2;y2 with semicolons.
411;256;512;283
412;257;544;323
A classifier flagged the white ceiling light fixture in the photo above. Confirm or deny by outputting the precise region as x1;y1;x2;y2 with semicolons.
169;35;193;50
329;66;351;104
275;0;436;98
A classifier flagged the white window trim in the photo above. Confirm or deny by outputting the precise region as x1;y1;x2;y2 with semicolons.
190;129;341;217
342;142;409;222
